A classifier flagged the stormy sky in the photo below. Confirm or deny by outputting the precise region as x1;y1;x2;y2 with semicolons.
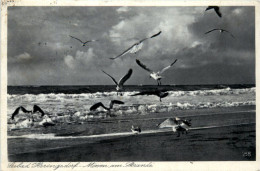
7;6;255;85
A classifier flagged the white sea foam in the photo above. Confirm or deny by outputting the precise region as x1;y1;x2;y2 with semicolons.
7;88;255;100
7;122;255;140
7;87;255;130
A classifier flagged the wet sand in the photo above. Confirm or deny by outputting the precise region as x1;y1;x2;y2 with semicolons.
8;106;256;161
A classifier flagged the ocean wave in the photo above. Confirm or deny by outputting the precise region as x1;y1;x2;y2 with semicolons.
132;101;256;114
7;87;255;100
8;100;255;131
169;87;255;97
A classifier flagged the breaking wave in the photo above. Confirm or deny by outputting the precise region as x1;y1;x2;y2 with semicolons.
7;87;255;100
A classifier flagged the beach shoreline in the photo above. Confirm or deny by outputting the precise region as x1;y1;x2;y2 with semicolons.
8;105;256;161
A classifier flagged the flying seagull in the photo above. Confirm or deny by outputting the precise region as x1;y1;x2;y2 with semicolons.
69;35;98;46
102;69;133;95
110;31;162;60
205;6;222;18
131;125;141;134
90;100;124;117
130;90;169;102
10;105;45;120
136;59;177;86
205;29;235;39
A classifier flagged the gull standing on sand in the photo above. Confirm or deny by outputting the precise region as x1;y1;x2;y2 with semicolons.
157;117;191;137
205;6;222;18
136;59;177;86
110;31;162;60
90;100;125;117
69;35;98;46
130;89;169;102
102;69;133;95
205;29;235;39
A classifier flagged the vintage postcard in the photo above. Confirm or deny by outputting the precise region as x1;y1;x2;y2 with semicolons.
1;0;259;170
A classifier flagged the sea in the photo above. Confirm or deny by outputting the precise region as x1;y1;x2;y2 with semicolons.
8;84;255;117
7;84;256;135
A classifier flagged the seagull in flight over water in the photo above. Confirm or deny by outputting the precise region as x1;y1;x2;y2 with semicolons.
69;35;98;46
90;100;124;117
130;89;169;102
110;31;162;60
10;105;46;123
136;59;178;86
102;69;133;95
205;6;222;18
205;29;235;39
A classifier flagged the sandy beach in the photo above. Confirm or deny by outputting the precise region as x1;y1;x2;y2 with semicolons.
8;105;255;161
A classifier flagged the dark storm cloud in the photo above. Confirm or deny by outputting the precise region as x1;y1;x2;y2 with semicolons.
7;6;255;85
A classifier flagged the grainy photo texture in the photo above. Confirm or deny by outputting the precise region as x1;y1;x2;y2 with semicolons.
7;6;255;162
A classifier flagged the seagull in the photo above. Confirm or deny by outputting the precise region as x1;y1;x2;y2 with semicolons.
10;105;45;120
110;31;162;60
130;90;169;102
136;59;177;86
157;117;191;137
205;6;222;18
131;125;141;134
90;100;124;117
205;29;235;39
102;69;133;95
157;118;179;128
69;35;98;46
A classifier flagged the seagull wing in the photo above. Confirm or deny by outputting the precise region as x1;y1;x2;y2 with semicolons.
90;102;108;111
84;40;98;44
205;6;214;11
109;100;124;109
214;6;222;17
138;38;149;43
118;69;133;86
160;92;169;98
157;118;178;128
204;29;219;34
139;31;162;43
69;35;84;43
136;59;153;73
110;44;137;60
11;107;21;120
102;70;118;85
150;31;162;38
159;59;178;74
222;30;236;39
20;106;32;113
33;105;45;117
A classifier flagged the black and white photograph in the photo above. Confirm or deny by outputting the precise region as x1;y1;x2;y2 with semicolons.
1;1;259;168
